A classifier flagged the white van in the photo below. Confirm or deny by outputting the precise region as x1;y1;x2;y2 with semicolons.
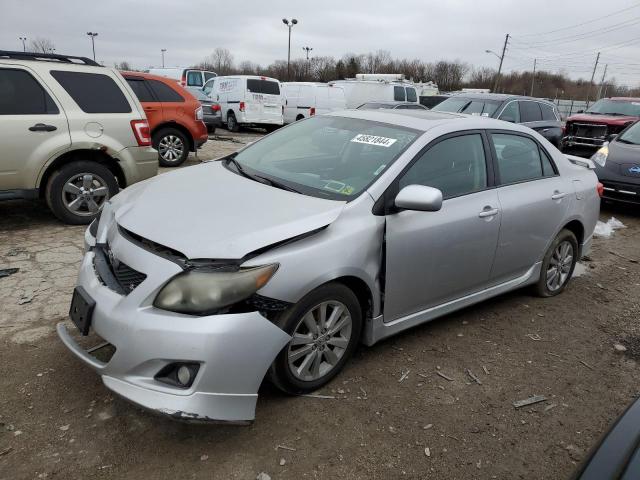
203;75;283;132
328;80;419;109
282;82;346;124
147;67;216;93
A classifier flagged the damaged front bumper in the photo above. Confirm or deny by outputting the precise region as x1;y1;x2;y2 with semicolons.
57;247;291;423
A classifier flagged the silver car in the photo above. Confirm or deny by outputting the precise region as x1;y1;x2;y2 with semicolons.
58;110;600;423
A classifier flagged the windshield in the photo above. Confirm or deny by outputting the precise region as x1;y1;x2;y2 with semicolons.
432;97;500;116
202;79;214;96
432;97;471;113
586;99;640;116
357;103;396;109
618;121;640;145
229;116;420;200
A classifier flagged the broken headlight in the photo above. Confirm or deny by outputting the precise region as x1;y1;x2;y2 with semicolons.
153;264;278;315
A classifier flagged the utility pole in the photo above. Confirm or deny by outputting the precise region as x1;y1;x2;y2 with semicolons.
585;51;600;107
161;49;167;68
492;33;509;93
87;32;98;61
596;63;608;101
19;36;27;52
530;58;537;97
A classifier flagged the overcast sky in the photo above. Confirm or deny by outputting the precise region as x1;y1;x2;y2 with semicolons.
2;0;639;86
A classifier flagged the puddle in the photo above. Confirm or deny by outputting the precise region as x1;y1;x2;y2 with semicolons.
573;262;588;278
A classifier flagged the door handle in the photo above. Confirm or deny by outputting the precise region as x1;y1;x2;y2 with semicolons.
478;207;499;218
541;128;550;132
144;106;156;111
551;191;567;200
28;123;57;132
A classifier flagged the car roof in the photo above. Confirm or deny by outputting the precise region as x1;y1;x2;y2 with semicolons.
608;97;640;102
328;109;519;132
448;92;555;104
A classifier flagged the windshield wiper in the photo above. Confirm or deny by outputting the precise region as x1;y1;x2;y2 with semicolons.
253;174;302;194
602;112;628;116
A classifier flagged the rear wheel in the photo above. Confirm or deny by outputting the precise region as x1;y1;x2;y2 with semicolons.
534;229;578;297
295;114;305;121
226;112;239;132
268;283;362;394
154;128;189;167
46;161;118;225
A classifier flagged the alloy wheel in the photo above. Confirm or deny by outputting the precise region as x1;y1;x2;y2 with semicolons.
61;173;109;217
546;240;574;292
287;301;352;382
158;134;184;163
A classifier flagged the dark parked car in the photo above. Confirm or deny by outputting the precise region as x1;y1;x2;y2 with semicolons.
419;94;449;109
357;101;428;110
432;93;563;147
572;396;640;479
192;90;222;133
591;120;640;204
563;97;640;152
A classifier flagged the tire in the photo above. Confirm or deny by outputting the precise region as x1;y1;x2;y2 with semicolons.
46;160;119;225
153;128;189;167
264;125;279;133
226;112;239;132
295;114;305;121
268;282;362;394
533;229;578;297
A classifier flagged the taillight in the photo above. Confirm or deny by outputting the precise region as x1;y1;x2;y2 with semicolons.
310;107;316;116
130;120;151;146
597;182;604;198
180;73;186;86
239;101;245;112
211;104;221;112
195;106;203;121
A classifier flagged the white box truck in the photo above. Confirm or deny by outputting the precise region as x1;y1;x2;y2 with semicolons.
202;75;284;132
328;79;419;109
282;82;346;124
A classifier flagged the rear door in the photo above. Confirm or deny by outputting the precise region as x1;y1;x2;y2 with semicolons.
488;131;570;284
384;131;501;321
125;76;163;129
245;78;282;123
0;66;70;191
519;101;561;146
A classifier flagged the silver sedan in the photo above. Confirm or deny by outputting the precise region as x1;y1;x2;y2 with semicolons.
58;110;600;423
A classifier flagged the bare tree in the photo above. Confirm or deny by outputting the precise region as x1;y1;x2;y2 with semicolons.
467;67;496;89
206;48;234;75
28;37;55;54
114;61;132;71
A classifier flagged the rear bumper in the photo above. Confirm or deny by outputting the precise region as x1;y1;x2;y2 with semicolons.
115;146;158;186
57;239;291;423
203;114;222;128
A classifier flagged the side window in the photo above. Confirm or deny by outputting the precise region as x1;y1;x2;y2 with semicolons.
498;102;520;123
541;149;557;176
394;86;406;102
147;79;185;102
0;68;59;115
50;70;131;113
186;71;203;87
519;101;542;122
399;134;488;199
492;133;543;184
406;87;417;102
125;78;155;102
540;103;558;121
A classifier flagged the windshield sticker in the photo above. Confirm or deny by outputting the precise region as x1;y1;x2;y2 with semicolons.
340;185;355;195
374;164;386;176
351;134;397;147
324;180;347;192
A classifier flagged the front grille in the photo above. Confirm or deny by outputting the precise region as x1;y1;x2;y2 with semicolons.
93;245;146;295
571;122;608;139
601;181;640;204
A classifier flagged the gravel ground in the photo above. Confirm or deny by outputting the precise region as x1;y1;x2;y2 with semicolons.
0;130;639;480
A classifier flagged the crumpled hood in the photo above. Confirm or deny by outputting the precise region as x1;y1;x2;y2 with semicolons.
567;113;638;126
113;161;346;259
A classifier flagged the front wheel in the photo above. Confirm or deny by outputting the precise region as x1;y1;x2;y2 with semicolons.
534;229;578;297
268;283;362;394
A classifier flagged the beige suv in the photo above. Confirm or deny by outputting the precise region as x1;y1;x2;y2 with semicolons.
0;51;158;224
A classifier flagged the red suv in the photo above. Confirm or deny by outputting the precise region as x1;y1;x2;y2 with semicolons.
563;97;640;152
122;71;208;167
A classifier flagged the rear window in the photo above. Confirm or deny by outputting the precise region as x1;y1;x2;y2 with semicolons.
204;72;216;82
540;103;558;121
246;79;280;95
147;79;184;102
0;68;59;115
125;78;155;103
394;86;406;101
358;103;395;110
50;70;131;113
186;71;203;87
406;87;417;102
519;101;542;122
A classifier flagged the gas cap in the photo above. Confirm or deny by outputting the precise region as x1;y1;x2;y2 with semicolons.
84;122;104;138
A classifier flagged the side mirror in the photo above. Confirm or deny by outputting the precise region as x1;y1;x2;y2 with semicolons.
606;133;617;142
394;185;443;212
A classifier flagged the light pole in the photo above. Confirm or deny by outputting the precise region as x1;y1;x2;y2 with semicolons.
19;37;27;52
302;46;313;60
282;18;298;81
87;32;98;61
161;49;167;68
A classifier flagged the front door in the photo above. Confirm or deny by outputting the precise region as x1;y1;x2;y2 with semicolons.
0;66;70;191
384;132;501;322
